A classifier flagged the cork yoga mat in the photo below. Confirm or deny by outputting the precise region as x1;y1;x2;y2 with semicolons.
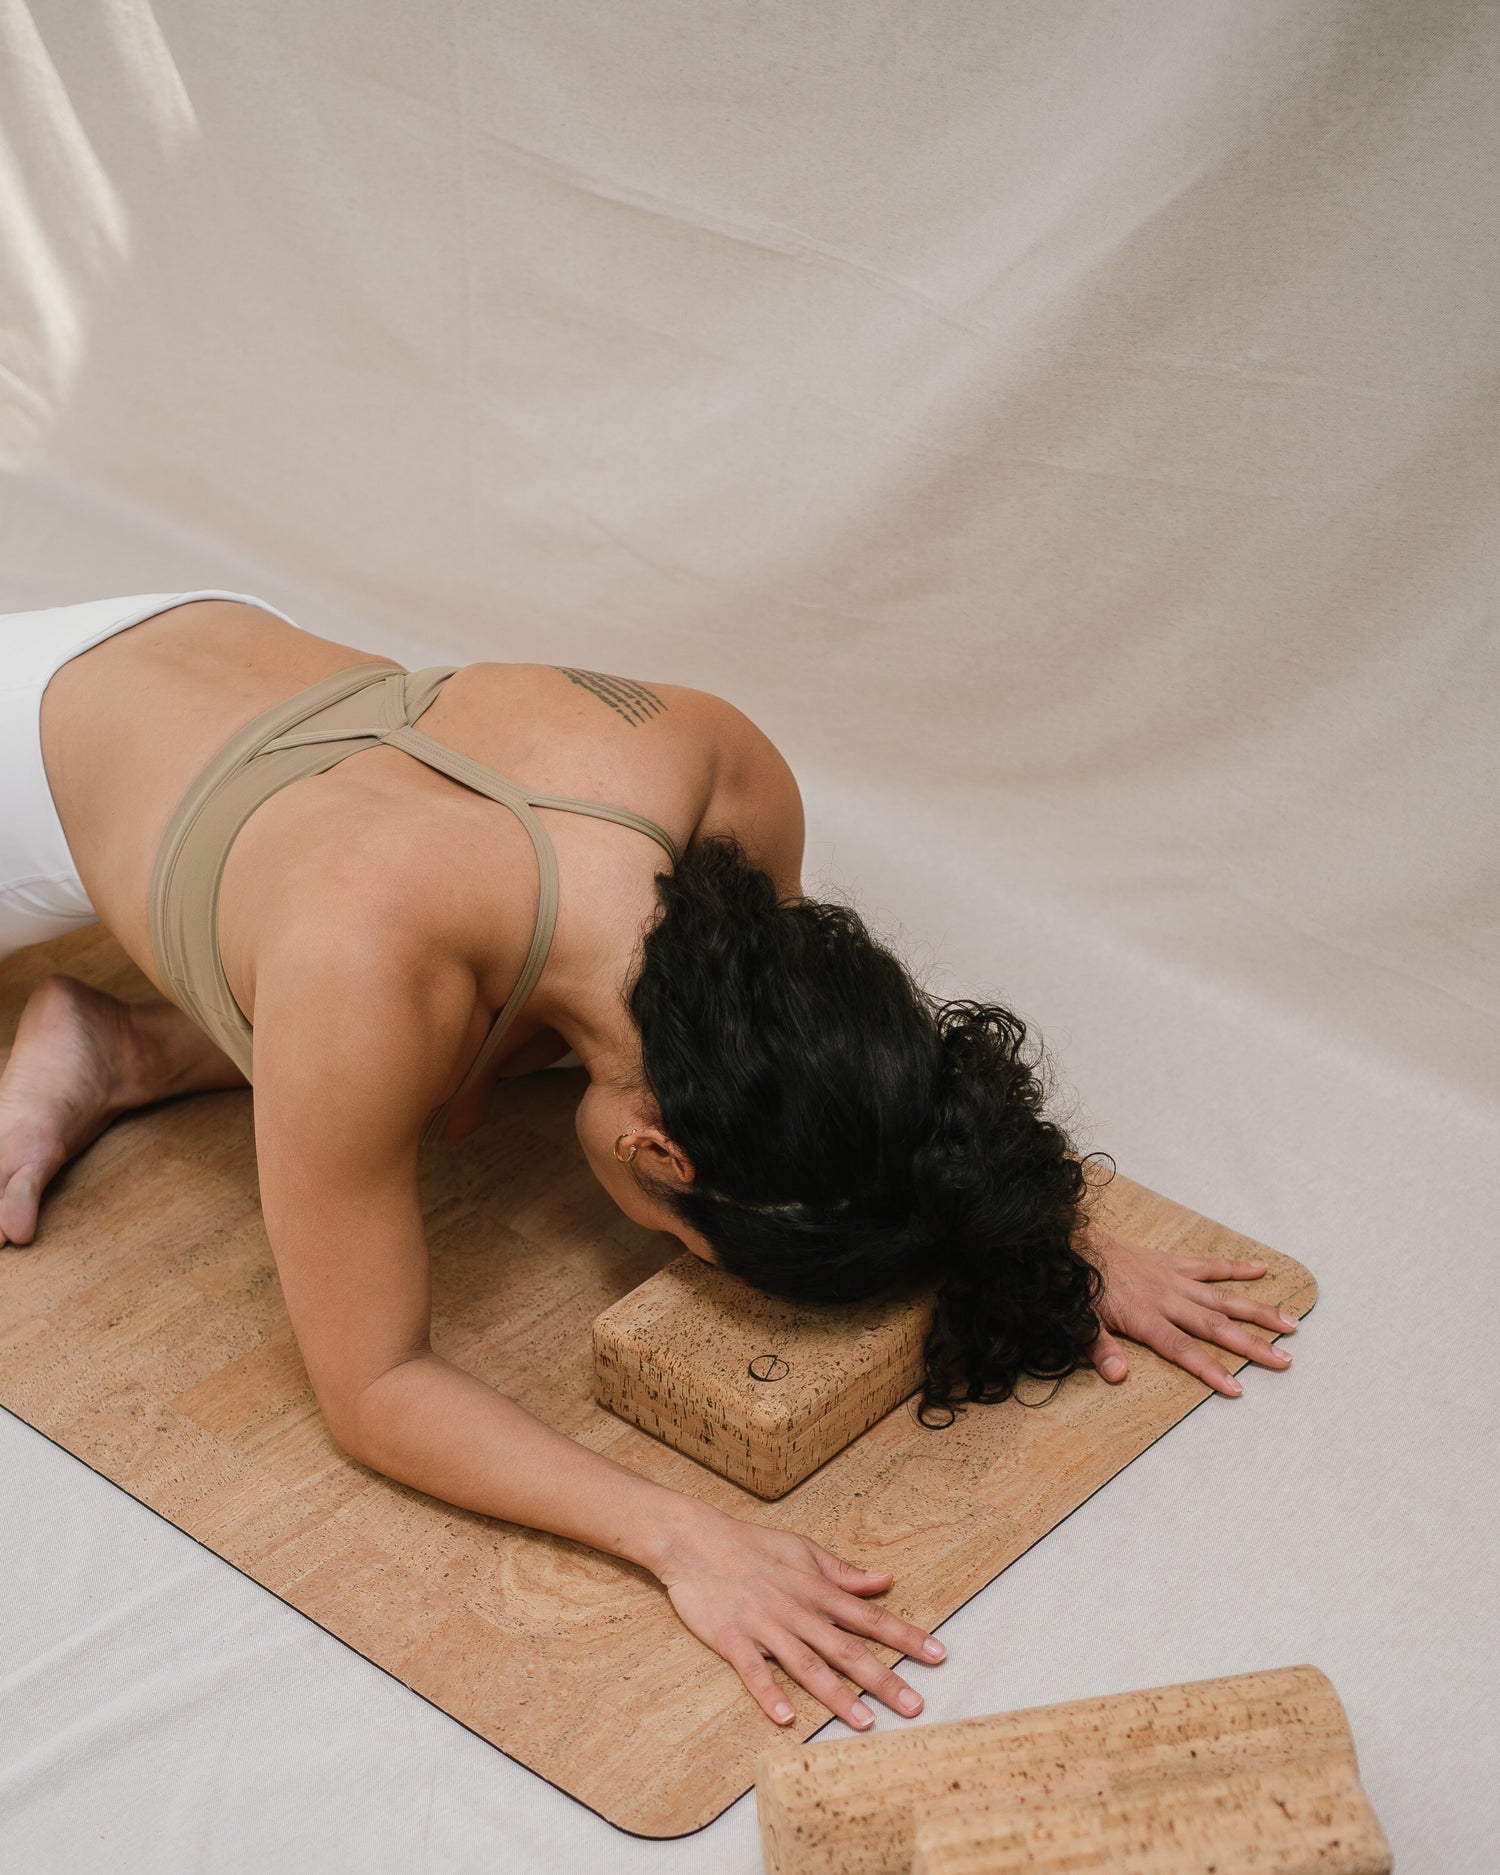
0;930;1317;1837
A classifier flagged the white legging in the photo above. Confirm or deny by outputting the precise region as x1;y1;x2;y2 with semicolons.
0;590;297;961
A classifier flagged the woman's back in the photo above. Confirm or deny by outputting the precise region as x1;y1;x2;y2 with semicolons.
37;600;761;1060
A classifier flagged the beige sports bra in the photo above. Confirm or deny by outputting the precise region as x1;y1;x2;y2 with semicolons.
147;661;679;1145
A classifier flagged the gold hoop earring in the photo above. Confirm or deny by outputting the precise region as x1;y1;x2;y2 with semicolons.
613;1134;639;1165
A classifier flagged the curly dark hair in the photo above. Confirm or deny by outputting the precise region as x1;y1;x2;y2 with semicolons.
628;835;1105;1426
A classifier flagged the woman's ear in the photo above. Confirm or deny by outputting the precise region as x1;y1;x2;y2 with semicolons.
621;1128;696;1188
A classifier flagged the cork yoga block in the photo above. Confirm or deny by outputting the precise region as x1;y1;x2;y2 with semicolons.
911;1760;1390;1874
756;1666;1390;1875
593;1255;935;1498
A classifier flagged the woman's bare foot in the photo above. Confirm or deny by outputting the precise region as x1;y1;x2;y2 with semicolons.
0;974;245;1246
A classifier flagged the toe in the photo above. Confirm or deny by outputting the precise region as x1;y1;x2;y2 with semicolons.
0;1163;47;1247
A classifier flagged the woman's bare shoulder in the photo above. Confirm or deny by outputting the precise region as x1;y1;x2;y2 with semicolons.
649;684;804;887
457;661;804;879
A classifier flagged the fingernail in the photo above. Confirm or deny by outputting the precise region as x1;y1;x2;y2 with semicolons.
1225;1378;1243;1396
1270;1347;1292;1364
1102;1357;1127;1380
922;1639;946;1661
1278;1313;1298;1330
773;1700;795;1724
851;1702;874;1728
898;1689;922;1715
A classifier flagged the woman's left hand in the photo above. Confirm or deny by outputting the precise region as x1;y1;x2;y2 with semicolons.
1080;1224;1299;1397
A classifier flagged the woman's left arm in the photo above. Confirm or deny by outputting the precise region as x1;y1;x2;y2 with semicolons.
1080;1223;1300;1397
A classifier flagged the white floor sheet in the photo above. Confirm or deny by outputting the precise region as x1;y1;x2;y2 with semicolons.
2;5;1497;1870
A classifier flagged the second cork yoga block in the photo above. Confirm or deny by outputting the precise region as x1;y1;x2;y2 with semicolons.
756;1666;1391;1875
592;1255;934;1498
910;1759;1389;1874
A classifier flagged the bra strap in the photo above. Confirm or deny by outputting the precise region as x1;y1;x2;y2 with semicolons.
381;724;563;1146
401;666;460;723
524;792;680;864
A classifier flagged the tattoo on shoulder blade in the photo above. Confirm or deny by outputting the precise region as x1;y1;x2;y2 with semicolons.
557;667;667;727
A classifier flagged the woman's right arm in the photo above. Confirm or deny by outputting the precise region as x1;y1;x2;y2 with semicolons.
247;924;942;1730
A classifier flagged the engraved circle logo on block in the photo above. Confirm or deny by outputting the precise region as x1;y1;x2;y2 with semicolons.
747;1353;791;1383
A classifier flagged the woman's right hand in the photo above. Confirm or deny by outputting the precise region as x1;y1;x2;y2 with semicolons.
650;1504;946;1729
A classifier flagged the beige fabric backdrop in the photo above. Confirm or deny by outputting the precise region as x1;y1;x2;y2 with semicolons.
2;4;1496;1870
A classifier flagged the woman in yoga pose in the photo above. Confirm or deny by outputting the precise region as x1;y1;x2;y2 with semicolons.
0;591;1295;1731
